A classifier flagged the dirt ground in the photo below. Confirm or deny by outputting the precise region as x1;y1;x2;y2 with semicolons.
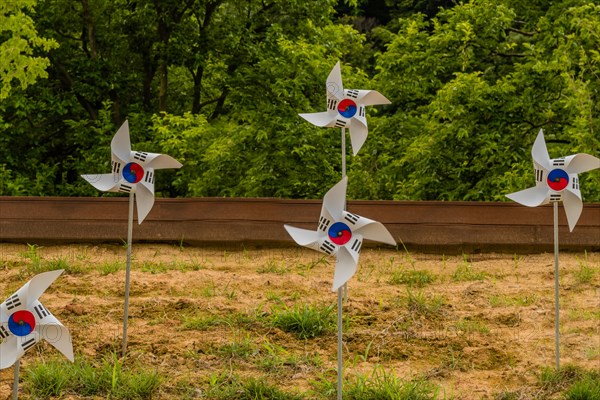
0;243;598;399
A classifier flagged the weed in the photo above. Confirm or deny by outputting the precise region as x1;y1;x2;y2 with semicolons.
270;302;336;339
24;353;161;399
453;318;490;335
489;294;538;307
405;289;445;317
141;261;168;274
390;269;435;287
573;251;597;285
452;255;487;282
258;341;322;373
257;259;289;274
182;314;220;330
99;261;121;275
565;375;600;399
344;366;441;399
215;333;256;359
204;373;304;399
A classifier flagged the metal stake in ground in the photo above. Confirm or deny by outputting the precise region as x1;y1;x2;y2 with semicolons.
553;201;560;370
12;360;19;400
122;191;135;357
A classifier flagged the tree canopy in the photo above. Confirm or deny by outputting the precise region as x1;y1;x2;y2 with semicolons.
1;0;598;201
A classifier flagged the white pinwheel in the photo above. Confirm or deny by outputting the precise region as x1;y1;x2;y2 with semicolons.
507;129;600;231
0;270;73;369
299;61;391;156
82;120;182;223
284;177;396;291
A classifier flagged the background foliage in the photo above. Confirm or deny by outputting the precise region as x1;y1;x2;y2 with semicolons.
1;0;599;201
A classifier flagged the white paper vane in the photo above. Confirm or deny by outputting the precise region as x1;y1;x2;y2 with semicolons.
82;120;182;223
284;177;396;291
507;129;600;231
299;61;391;156
0;270;73;369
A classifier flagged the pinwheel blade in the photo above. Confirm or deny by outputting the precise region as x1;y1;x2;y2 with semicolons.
0;336;19;369
135;182;155;224
40;322;74;361
326;61;344;101
299;111;336;127
111;121;132;163
284;225;321;248
506;186;549;207
332;247;358;292
563;188;583;232
356;90;391;106
81;173;119;192
532;129;551;170
349;118;368;156
353;219;396;246
145;153;183;170
23;270;63;308
322;177;347;222
564;153;600;174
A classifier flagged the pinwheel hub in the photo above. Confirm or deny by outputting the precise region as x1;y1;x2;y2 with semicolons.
123;162;145;183
328;222;352;245
547;169;569;192
337;99;357;118
8;310;35;336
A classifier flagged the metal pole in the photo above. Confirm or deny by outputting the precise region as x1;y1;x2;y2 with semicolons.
122;191;134;357
12;359;19;400
337;126;346;400
553;201;560;370
337;286;343;400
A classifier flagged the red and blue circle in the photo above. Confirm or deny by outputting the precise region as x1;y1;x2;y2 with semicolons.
328;222;352;245
123;162;144;184
8;310;36;337
337;99;357;118
547;169;569;191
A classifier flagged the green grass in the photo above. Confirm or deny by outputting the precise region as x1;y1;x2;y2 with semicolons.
270;302;336;339
451;255;487;282
453;317;490;334
24;354;161;399
315;367;441;399
204;373;304;400
573;251;597;285
488;293;538;307
214;334;257;359
182;313;221;330
390;269;436;287
404;289;445;317
99;260;122;275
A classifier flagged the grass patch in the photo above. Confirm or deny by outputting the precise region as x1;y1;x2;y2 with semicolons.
214;334;257;359
270;302;336;339
573;251;597;285
390;269;436;287
316;367;441;399
453;317;490;335
404;289;445;318
99;260;121;275
257;341;322;373
205;373;304;399
257;259;289;274
182;314;221;330
24;354;161;399
452;256;487;282
489;293;538;307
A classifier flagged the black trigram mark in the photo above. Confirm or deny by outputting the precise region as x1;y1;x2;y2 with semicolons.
351;239;362;253
5;294;21;311
572;177;579;190
320;240;336;255
334;119;347;127
359;106;365;117
34;304;49;320
0;325;9;340
346;90;359;99
535;169;544;182
144;171;154;184
112;161;121;174
318;216;331;232
119;184;132;193
327;98;337;111
133;152;148;162
344;213;359;225
552;158;565;167
550;194;562;202
21;338;36;352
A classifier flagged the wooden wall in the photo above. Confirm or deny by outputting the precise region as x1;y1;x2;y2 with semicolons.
1;197;598;253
